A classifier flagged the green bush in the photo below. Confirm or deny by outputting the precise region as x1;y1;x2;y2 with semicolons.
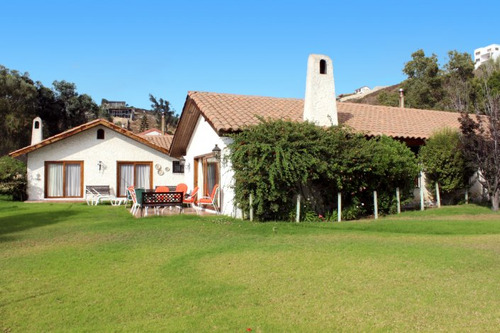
0;156;27;201
229;120;418;221
419;128;473;203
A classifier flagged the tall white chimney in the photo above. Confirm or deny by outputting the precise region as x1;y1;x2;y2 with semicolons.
31;117;43;145
303;54;338;126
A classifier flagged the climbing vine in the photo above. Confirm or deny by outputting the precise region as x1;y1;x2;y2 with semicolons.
229;119;418;221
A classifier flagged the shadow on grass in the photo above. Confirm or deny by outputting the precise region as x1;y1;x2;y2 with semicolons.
0;210;78;242
304;219;500;235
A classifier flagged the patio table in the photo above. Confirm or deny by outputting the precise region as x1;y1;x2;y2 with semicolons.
141;191;184;216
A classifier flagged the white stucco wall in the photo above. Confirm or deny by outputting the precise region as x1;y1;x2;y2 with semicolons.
183;115;241;218
26;125;184;201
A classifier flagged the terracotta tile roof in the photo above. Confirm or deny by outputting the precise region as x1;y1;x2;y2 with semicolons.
139;128;163;135
338;102;461;139
9;119;170;158
188;91;303;133
187;91;462;139
139;134;173;150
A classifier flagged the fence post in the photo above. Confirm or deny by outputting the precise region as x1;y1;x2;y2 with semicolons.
420;171;425;211
374;190;378;220
249;193;254;222
435;182;441;208
396;187;401;214
296;194;301;223
338;192;342;222
465;188;469;204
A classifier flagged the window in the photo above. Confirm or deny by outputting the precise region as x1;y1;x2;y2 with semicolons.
34;121;40;129
205;160;218;196
173;161;184;173
117;162;152;196
320;59;327;74
97;129;105;140
45;161;83;198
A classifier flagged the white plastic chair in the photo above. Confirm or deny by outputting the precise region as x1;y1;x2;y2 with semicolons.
198;184;220;213
127;186;141;216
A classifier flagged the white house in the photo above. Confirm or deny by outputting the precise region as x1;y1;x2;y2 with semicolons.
474;44;500;69
9;118;184;201
10;54;478;211
170;54;467;217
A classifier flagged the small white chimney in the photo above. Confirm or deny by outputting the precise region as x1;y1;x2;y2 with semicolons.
303;54;338;126
31;117;43;145
161;111;165;134
399;88;405;108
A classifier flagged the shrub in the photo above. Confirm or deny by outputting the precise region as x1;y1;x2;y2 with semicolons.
0;156;27;201
229;120;418;221
362;135;419;213
419;128;473;203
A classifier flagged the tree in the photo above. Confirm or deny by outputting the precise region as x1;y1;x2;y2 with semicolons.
139;112;149;132
36;83;66;138
402;49;445;110
149;94;178;129
0;64;102;156
0;66;38;155
419;128;472;203
363;135;419;212
459;65;500;210
52;80;99;130
377;91;399;107
442;51;475;113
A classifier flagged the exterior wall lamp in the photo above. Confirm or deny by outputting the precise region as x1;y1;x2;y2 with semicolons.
179;156;190;172
212;144;221;161
97;161;104;172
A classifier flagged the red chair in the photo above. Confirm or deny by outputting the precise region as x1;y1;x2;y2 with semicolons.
153;186;170;215
175;183;188;195
198;184;219;213
183;186;199;213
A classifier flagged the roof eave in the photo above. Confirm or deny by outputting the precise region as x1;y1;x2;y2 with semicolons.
8;119;170;158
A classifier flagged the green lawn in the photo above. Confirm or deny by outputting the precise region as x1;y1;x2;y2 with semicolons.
1;200;500;332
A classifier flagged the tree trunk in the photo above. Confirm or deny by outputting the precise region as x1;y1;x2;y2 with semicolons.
492;190;499;212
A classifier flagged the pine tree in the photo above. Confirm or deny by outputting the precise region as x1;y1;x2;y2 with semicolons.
139;112;149;132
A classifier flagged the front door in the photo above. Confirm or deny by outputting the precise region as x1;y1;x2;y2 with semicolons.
194;155;219;196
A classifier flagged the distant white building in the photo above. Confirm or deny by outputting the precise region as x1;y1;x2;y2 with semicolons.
355;86;371;94
474;44;500;69
337;85;387;102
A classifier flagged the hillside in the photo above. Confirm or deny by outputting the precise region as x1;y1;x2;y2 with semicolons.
343;83;402;106
113;112;176;134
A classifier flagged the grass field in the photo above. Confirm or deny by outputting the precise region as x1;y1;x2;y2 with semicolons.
1;199;500;332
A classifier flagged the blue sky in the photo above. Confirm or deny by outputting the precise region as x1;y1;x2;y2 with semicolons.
1;0;498;114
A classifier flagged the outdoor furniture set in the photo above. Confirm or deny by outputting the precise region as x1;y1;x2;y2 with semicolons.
86;183;220;217
85;185;127;206
126;183;220;217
